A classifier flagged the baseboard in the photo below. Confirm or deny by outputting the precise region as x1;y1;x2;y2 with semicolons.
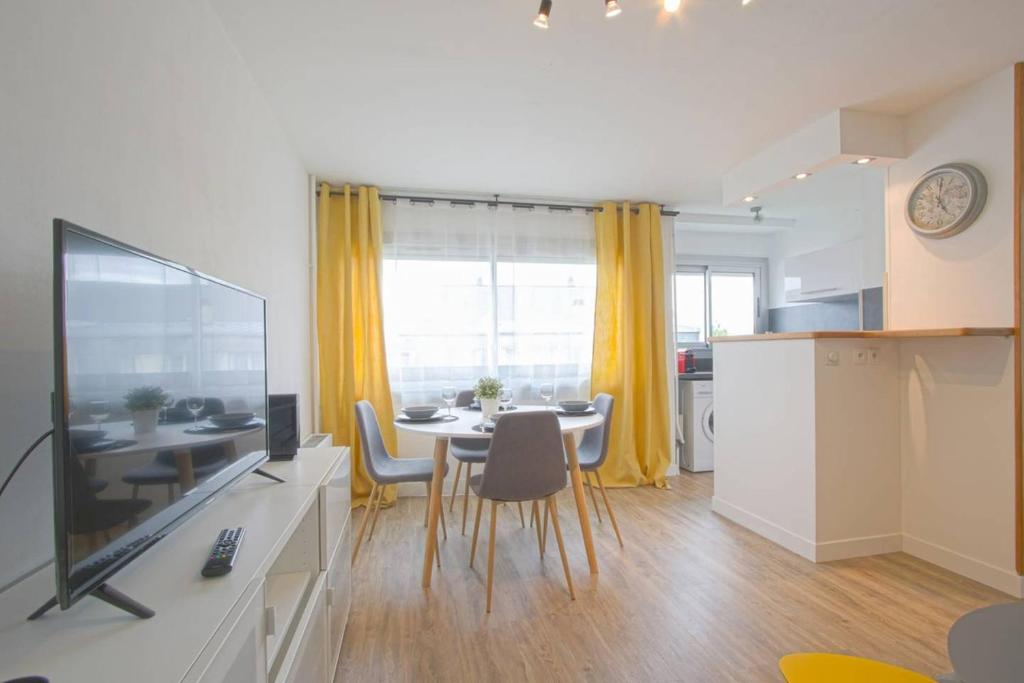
814;533;902;562
902;534;1024;598
711;496;816;561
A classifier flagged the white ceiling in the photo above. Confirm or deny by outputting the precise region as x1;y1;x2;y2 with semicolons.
211;0;1024;206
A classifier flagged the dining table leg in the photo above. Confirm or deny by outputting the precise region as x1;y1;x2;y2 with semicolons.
563;432;598;574
173;450;197;492
422;436;449;588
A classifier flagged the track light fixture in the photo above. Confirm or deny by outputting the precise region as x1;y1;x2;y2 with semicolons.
534;0;552;29
605;0;622;18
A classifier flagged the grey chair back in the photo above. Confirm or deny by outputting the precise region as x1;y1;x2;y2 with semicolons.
947;602;1024;683
455;389;475;408
578;393;614;467
354;400;390;482
476;411;566;502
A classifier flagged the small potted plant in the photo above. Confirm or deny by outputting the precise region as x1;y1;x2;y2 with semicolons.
124;385;170;435
474;377;503;420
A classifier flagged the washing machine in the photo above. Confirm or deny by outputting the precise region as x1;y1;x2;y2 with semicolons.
680;378;714;472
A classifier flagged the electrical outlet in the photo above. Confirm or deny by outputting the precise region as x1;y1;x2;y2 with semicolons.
853;349;868;365
868;348;880;365
825;351;840;366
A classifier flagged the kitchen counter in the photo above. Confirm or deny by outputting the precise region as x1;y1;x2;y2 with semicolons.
678;372;713;381
708;327;1014;343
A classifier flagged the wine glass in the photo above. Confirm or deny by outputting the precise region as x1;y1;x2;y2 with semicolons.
539;383;554;410
87;400;110;431
441;386;457;417
159;393;174;424
186;396;205;427
498;387;513;412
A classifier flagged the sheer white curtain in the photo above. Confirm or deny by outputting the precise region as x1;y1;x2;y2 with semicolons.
381;200;595;407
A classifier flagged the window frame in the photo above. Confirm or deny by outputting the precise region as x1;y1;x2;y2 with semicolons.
675;256;769;342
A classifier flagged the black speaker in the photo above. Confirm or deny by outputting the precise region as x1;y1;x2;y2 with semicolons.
268;394;299;461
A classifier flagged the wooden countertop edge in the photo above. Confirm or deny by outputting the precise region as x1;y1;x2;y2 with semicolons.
708;327;1016;343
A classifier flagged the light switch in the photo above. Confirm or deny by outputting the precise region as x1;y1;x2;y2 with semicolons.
868;348;880;365
825;351;840;366
853;349;868;365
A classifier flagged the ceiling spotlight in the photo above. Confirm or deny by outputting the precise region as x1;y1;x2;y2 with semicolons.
742;0;754;6
664;0;682;12
794;172;812;180
605;0;622;18
854;157;875;165
743;195;757;203
534;0;552;28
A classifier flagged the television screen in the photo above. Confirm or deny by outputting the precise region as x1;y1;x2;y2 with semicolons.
52;220;268;610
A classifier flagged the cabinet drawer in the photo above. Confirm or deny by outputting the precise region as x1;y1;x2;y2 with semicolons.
326;520;352;671
319;450;351;568
276;574;330;683
184;580;267;683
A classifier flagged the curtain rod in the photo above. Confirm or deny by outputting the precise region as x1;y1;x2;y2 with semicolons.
317;189;680;217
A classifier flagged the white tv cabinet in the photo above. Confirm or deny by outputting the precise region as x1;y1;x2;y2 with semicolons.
0;446;351;683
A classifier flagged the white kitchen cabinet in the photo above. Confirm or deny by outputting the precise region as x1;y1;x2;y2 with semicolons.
186;581;268;683
784;239;863;302
277;574;330;683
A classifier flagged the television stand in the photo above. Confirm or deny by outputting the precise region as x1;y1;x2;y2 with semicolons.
27;583;154;621
252;467;285;483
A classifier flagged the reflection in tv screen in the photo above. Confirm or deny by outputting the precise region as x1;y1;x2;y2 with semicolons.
57;225;268;606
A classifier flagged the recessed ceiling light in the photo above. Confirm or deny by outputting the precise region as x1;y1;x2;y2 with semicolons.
854;157;875;165
534;0;552;28
743;195;757;203
605;0;622;18
742;0;754;6
664;0;682;12
794;172;812;180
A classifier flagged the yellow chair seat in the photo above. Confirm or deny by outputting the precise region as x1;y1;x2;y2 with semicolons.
780;653;936;683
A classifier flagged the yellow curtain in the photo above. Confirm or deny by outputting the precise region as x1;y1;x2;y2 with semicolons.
590;202;672;488
316;183;397;508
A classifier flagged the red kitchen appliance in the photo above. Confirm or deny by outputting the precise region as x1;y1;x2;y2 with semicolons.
677;349;696;374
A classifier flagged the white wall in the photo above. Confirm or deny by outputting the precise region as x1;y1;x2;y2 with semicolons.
711;340;818;557
0;0;312;589
675;230;775;261
899;337;1019;595
885;65;1020;595
887;67;1015;329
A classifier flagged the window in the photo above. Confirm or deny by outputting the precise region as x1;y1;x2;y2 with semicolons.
381;201;596;406
674;260;765;343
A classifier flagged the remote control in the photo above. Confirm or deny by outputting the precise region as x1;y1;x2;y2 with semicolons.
202;527;244;577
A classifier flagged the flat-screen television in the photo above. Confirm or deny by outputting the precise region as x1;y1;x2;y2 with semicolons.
51;219;269;612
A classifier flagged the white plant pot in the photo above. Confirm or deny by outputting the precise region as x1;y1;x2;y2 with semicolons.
479;398;499;421
133;409;158;435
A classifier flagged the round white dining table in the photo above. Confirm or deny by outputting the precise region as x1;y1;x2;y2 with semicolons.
393;404;604;588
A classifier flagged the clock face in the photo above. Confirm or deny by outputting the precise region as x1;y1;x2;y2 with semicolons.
906;164;987;239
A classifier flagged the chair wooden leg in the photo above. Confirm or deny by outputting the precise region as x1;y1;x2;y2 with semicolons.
449;460;462;513
547;496;575;600
367;483;385;542
533;500;544;559
461;463;473;535
541;496;550;555
131;484;139;499
469;494;484;569
516;501;526;528
486;500;498;613
595;470;623;547
585;471;602;524
352;483;378;563
435;528;442;569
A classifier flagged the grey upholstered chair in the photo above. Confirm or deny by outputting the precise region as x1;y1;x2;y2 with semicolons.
577;393;622;546
467;410;575;613
448;389;526;533
352;400;449;563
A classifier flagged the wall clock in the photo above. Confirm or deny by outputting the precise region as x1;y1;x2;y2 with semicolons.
905;163;987;239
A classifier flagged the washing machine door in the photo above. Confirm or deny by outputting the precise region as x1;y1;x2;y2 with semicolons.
701;402;714;443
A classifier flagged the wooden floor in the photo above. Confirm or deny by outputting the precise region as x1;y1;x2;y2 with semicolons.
335;472;1011;682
